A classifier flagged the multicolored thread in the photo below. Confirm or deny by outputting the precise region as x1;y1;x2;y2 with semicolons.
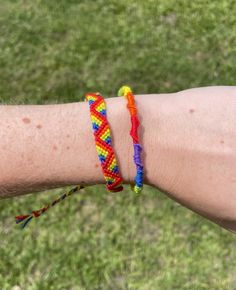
118;85;144;193
85;92;123;192
15;185;84;228
15;87;142;228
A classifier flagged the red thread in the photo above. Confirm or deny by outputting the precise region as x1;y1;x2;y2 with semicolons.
130;116;140;143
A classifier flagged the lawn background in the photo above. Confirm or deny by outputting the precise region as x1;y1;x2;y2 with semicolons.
0;0;236;289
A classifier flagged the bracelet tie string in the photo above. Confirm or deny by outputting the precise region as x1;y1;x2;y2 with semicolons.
15;185;84;229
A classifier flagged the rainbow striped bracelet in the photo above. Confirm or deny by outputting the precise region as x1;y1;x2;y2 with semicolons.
118;86;144;193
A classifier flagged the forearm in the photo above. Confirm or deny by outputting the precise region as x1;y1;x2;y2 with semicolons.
1;86;236;232
0;99;133;197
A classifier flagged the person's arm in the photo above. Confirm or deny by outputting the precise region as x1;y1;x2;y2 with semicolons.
1;86;236;233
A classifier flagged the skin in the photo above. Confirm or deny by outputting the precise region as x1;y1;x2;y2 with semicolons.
0;86;236;233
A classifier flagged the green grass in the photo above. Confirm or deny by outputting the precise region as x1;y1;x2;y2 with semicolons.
0;0;236;289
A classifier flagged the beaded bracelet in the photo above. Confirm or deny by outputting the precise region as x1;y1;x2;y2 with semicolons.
118;86;144;193
85;92;123;192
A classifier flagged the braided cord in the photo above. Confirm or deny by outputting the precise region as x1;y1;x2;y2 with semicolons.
85;93;123;192
118;86;144;193
15;185;84;228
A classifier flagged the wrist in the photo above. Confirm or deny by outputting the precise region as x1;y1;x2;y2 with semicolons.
105;96;135;184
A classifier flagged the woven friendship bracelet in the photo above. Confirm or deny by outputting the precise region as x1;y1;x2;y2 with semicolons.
15;92;123;229
85;92;123;192
118;86;144;193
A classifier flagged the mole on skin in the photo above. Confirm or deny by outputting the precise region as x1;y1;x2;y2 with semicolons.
95;164;99;168
53;145;58;151
189;109;195;114
22;117;31;124
36;124;42;129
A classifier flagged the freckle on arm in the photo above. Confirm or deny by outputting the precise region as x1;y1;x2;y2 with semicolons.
53;145;58;151
189;108;195;114
22;117;31;124
36;124;42;129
